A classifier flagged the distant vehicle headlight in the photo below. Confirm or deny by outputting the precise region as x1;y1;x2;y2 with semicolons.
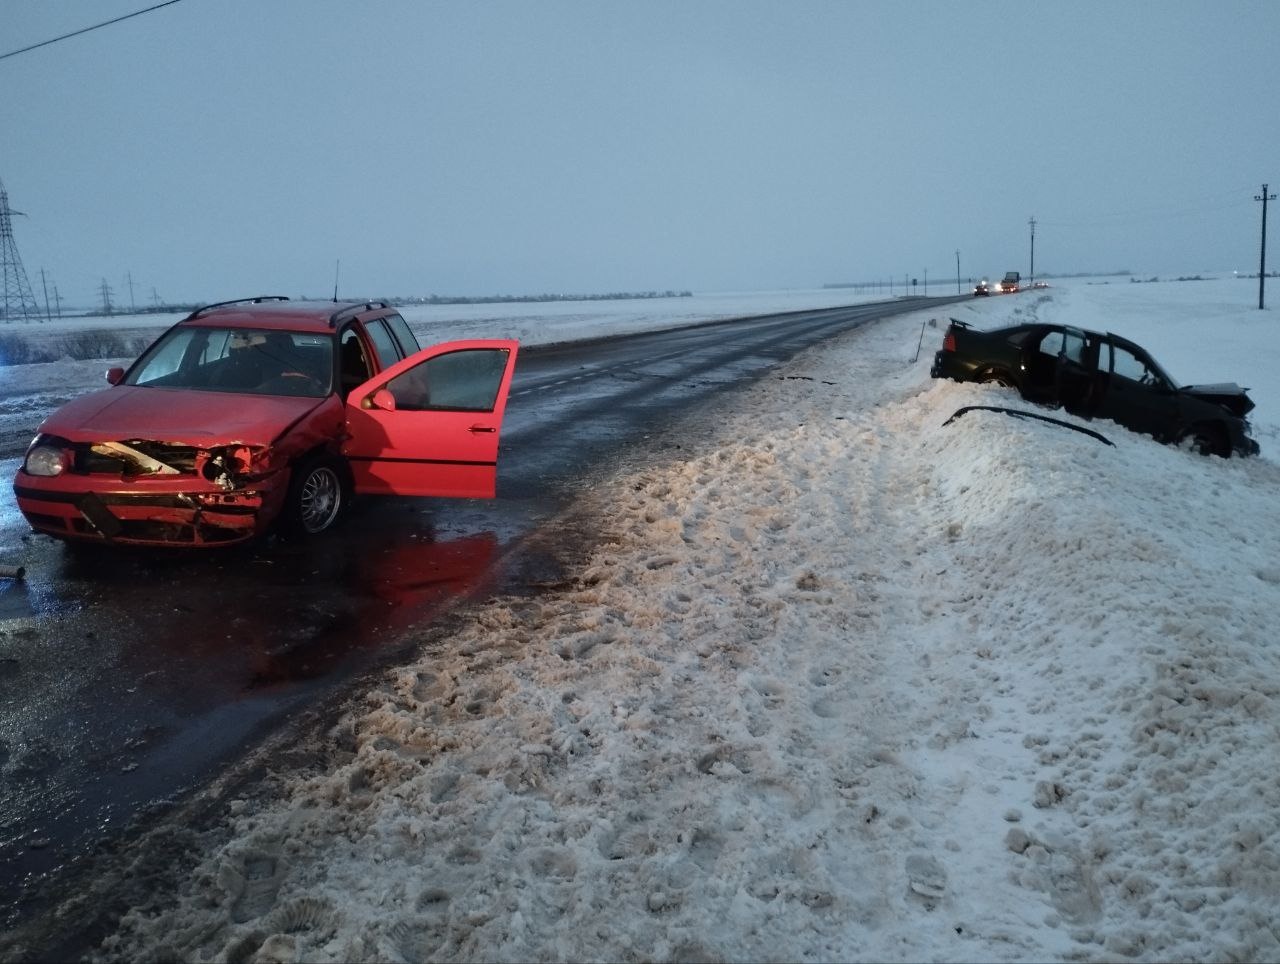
24;438;70;476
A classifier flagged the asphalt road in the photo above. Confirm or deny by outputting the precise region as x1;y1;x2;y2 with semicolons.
0;294;969;939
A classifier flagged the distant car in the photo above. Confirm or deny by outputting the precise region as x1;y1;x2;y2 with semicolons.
973;280;992;296
13;297;520;547
931;319;1259;457
1032;281;1049;289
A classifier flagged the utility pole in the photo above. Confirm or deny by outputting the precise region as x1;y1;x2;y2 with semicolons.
40;267;51;322
1029;216;1037;287
1256;184;1275;310
126;271;137;312
99;278;115;316
0;176;40;323
956;250;961;294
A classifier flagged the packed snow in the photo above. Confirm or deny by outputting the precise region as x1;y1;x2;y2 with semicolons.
5;278;1280;962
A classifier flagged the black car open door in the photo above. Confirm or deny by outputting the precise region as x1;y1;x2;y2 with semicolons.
1055;327;1093;415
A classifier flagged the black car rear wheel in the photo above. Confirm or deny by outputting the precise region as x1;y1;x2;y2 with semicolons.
978;369;1016;388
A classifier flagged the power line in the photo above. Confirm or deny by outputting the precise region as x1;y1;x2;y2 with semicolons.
0;1;185;63
1038;187;1257;229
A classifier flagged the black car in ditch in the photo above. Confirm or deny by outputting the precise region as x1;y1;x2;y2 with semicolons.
931;320;1260;457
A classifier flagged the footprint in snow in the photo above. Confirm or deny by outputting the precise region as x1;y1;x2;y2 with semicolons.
264;896;341;940
905;853;948;909
808;664;842;687
811;696;842;719
383;890;452;962
221;848;287;923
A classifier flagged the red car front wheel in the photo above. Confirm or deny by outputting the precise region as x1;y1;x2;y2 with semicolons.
282;455;350;535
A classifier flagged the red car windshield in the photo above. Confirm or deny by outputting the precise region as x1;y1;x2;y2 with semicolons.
124;326;335;398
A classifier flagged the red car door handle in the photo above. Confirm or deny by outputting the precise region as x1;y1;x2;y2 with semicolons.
468;424;496;434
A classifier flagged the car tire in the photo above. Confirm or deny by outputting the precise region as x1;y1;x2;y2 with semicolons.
978;370;1015;388
1179;424;1228;459
282;455;350;536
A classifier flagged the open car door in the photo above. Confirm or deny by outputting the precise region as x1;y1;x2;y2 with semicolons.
342;339;519;498
1054;326;1093;415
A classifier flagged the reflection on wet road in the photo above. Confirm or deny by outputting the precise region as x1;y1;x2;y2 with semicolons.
0;491;517;927
0;296;968;932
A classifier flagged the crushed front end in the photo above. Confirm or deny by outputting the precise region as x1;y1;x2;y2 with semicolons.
13;435;288;547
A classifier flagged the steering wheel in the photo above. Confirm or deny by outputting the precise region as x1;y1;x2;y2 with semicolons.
259;370;326;395
280;370;323;386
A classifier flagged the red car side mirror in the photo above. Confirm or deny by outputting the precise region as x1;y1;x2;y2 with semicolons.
106;367;125;385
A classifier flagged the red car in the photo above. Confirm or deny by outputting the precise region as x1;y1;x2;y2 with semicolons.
12;297;520;547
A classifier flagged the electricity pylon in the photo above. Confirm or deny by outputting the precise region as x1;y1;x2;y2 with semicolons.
1;177;41;323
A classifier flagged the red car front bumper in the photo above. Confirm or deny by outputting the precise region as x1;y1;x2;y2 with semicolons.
13;469;288;547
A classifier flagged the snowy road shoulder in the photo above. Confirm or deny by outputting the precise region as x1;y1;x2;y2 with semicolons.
89;307;1280;963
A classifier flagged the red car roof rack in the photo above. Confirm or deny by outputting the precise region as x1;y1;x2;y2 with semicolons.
185;296;291;320
328;301;390;328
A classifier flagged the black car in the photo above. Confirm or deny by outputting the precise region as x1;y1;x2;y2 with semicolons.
931;319;1259;457
973;280;992;296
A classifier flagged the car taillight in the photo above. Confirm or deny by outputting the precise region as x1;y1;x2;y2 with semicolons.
942;331;956;352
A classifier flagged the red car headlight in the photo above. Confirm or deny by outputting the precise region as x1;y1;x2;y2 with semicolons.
23;437;70;477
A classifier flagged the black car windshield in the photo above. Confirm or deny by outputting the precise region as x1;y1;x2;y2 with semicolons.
1107;338;1178;388
1144;352;1178;388
124;327;335;398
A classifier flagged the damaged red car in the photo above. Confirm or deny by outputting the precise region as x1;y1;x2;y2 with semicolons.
12;297;520;547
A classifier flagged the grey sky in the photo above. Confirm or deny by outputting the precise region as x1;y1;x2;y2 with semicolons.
2;0;1277;305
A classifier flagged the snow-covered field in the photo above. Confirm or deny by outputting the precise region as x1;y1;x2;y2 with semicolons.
6;278;1280;962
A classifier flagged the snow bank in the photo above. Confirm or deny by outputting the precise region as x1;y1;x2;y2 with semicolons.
94;289;1280;963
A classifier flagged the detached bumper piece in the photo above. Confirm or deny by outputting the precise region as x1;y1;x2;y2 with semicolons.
943;405;1115;446
76;492;124;539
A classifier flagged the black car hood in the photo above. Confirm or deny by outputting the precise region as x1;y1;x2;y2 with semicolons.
1180;382;1255;416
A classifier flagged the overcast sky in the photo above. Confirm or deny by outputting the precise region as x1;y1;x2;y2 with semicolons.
2;0;1277;306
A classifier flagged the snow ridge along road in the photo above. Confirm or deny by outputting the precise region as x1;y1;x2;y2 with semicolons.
81;295;1280;963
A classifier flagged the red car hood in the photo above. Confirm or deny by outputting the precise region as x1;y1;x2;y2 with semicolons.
38;386;327;447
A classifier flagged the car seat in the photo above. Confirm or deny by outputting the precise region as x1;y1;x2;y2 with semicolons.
211;343;266;390
340;337;372;397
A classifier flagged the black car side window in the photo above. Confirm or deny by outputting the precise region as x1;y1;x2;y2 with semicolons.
1093;339;1112;373
1063;331;1086;364
1112;344;1161;386
1038;330;1064;358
